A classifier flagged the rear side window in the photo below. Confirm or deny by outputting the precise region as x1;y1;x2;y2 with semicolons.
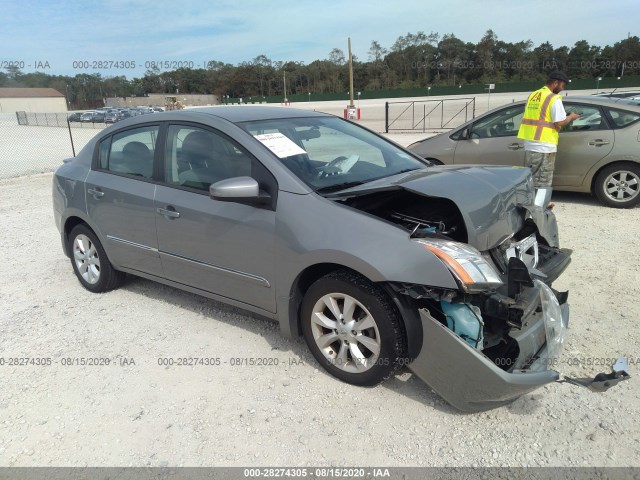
606;108;640;129
562;105;606;132
98;125;159;178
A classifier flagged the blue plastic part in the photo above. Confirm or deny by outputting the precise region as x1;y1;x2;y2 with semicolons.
440;301;484;349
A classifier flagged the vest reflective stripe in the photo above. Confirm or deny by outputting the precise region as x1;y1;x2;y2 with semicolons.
534;92;558;140
521;119;556;128
518;87;561;144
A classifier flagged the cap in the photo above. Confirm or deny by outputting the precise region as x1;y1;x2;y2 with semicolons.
548;70;570;83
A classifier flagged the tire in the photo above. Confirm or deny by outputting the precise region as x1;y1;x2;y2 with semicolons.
593;163;640;208
68;224;124;293
300;270;408;386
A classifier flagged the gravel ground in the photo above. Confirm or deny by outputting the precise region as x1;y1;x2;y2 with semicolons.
0;171;638;468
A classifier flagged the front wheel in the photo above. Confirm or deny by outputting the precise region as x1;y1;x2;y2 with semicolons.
593;163;640;208
68;224;124;293
301;270;407;386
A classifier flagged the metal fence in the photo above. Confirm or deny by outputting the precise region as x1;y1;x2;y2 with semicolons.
0;113;105;179
15;111;106;129
385;97;476;133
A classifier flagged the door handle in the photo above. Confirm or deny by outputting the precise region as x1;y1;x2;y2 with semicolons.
588;139;610;147
157;207;180;219
87;188;104;198
507;143;523;150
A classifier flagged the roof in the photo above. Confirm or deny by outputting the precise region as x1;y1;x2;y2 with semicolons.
181;105;329;122
0;88;65;98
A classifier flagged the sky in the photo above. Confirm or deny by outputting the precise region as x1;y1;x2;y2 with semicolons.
2;0;638;79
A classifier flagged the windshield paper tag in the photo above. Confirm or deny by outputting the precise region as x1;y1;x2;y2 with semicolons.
253;133;307;158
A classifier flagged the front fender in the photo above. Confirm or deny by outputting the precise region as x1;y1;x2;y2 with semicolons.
521;204;560;248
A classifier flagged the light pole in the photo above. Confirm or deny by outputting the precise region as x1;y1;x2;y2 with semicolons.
427;86;431;97
596;76;602;91
357;91;361;109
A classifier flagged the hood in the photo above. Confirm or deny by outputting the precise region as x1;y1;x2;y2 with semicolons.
335;165;535;250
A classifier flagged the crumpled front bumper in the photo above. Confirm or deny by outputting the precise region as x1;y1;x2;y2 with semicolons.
408;282;569;413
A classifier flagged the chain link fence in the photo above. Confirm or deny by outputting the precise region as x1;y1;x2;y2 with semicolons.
0;113;105;179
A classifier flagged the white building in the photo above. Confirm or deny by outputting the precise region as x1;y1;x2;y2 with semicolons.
0;88;67;113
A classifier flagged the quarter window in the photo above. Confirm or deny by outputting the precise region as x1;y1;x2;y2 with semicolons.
606;108;640;129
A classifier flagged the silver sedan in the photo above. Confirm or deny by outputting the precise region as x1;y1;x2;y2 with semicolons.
407;96;640;208
52;106;627;411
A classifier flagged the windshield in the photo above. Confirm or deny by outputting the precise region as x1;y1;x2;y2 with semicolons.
238;116;426;192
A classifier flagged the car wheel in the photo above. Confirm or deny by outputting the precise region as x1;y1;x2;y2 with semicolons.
301;270;407;386
593;163;640;208
68;224;124;293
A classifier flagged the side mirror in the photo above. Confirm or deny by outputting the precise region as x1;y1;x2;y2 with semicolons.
209;176;271;207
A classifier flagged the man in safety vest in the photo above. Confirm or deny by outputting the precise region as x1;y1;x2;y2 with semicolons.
517;71;579;207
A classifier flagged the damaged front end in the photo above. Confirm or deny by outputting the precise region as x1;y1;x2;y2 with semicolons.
333;166;629;411
398;220;630;411
390;251;572;412
394;238;628;411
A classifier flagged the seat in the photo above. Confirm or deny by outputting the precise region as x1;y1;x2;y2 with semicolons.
179;131;232;188
122;141;153;178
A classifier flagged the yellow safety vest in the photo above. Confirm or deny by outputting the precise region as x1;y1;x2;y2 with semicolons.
517;86;561;144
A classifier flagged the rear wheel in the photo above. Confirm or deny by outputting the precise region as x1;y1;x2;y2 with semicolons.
593;163;640;208
301;270;407;386
68;224;124;293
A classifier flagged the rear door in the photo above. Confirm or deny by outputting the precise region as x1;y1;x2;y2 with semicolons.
555;102;614;187
452;104;526;166
85;124;163;276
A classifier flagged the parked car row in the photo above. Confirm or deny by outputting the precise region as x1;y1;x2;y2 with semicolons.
68;106;165;124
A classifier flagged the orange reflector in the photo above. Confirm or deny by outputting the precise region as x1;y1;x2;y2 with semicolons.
420;244;475;285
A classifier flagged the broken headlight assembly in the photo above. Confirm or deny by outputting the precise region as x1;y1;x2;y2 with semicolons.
416;239;503;293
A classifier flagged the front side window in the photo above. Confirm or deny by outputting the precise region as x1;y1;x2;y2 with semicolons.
99;125;159;178
164;125;252;191
469;106;524;139
239;116;425;192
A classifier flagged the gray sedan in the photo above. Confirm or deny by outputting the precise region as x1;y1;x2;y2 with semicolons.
407;96;640;208
52;106;627;411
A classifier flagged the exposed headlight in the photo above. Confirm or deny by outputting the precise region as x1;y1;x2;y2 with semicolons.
416;239;503;292
536;279;567;360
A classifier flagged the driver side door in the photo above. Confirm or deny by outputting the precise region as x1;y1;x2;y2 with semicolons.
453;105;526;167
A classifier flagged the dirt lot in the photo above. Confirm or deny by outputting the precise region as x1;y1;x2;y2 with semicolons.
0;168;639;467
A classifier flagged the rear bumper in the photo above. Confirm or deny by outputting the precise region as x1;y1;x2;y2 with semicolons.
408;285;569;412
